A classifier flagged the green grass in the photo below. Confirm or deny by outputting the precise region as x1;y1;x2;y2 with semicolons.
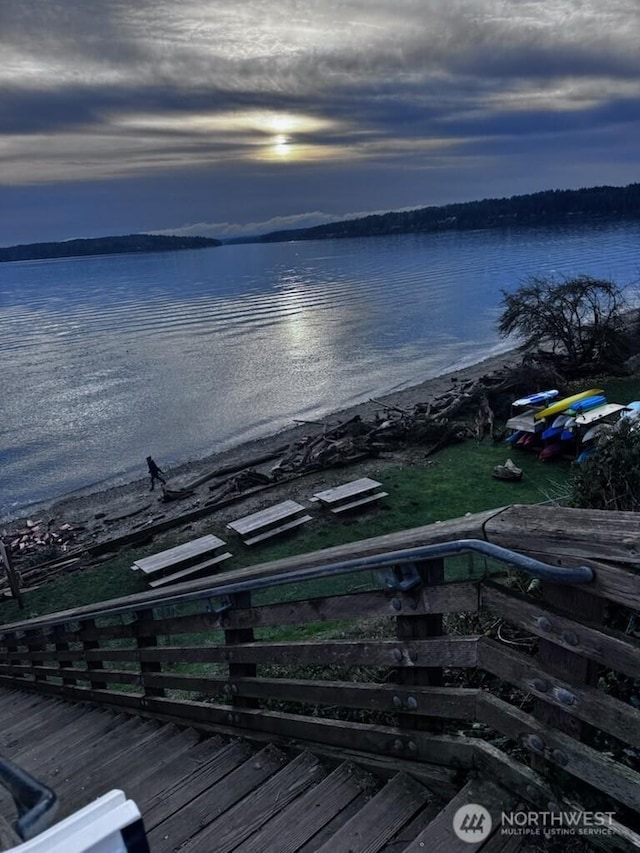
1;434;573;625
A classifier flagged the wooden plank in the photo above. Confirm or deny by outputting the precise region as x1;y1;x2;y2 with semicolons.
242;514;312;545
396;557;444;733
484;505;640;565
314;771;430;853
142;739;255;831
177;750;324;853
145;582;480;636
477;638;640;748
226;500;307;536
225;591;257;711
133;534;226;575
45;636;477;668
482;552;640;611
403;779;516;853
227;678;479;719
330;492;388;513
147;551;232;587
477;693;640;813
113;693;479;768
313;477;382;504
235;762;376;853
480;581;640;678
534;581;604;744
148;746;287;853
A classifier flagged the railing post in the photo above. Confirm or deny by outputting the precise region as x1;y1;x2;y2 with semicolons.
53;625;77;687
25;629;46;683
5;633;24;682
534;583;604;743
225;592;258;710
395;558;444;731
135;609;165;698
79;619;107;691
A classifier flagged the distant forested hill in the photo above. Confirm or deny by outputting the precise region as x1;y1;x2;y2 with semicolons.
0;233;221;263
258;183;640;244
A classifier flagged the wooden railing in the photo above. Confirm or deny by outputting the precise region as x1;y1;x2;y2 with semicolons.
0;505;639;842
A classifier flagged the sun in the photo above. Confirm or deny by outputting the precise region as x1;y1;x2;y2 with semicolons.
273;133;292;158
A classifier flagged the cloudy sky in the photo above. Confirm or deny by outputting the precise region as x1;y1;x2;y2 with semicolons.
1;0;639;246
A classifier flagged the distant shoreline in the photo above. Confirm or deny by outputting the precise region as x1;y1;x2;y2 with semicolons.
0;234;221;264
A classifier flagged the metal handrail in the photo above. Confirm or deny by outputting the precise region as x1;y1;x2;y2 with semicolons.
0;539;593;638
0;755;57;841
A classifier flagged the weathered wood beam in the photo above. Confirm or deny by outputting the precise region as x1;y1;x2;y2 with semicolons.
477;637;640;747
480;581;640;678
11;636;477;668
477;692;640;814
484;504;640;564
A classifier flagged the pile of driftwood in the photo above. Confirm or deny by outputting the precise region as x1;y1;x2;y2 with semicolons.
269;357;564;478
1;519;84;563
271;378;494;478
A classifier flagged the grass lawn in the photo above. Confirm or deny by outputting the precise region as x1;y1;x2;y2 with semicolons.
0;436;573;624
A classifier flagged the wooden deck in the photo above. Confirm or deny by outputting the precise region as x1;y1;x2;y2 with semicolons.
311;477;388;513
227;500;312;545
0;687;524;852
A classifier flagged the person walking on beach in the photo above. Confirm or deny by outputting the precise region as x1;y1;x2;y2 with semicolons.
146;456;166;491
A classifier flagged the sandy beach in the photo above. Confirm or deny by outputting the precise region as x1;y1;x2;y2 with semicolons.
1;347;523;555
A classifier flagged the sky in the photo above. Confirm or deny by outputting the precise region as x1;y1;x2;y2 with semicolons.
1;0;639;246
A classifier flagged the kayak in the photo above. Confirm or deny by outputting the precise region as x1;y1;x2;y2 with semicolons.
574;403;628;426
512;389;559;408
534;388;605;421
565;395;607;414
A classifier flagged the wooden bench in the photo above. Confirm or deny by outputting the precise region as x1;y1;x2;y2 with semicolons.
131;534;232;587
226;500;312;546
311;477;388;514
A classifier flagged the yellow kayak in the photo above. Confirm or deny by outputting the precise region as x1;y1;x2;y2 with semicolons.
534;388;605;421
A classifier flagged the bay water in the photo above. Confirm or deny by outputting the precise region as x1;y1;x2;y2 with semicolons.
1;221;639;518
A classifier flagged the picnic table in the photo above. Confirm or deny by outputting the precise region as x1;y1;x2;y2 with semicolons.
310;477;388;514
131;534;232;587
226;500;312;546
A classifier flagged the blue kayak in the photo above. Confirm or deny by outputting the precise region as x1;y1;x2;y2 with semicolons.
512;389;559;407
566;395;607;414
542;426;563;440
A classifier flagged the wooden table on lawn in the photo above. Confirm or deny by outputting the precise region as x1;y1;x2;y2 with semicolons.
226;500;312;546
131;534;232;587
311;477;388;514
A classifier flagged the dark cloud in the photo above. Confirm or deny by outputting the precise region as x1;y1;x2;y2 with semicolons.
1;0;639;243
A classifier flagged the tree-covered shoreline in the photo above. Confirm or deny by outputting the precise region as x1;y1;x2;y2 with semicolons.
255;182;640;244
0;233;221;263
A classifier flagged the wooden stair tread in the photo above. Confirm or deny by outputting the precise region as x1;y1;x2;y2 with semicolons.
142;738;254;829
7;719;140;772
401;779;517;853
129;733;225;808
178;750;324;853
314;772;430;853
12;712;128;772
148;743;289;852
234;761;375;853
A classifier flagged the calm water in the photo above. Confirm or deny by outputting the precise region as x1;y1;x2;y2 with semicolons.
1;222;639;518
